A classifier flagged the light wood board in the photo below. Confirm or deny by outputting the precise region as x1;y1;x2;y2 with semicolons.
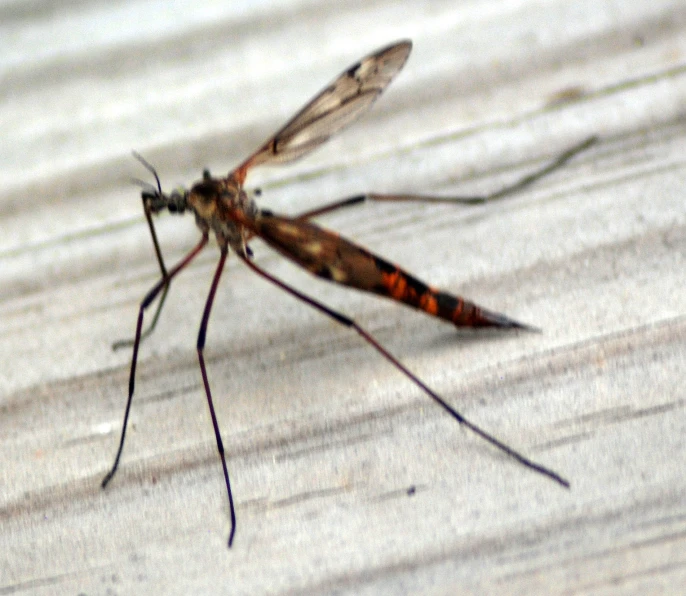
1;0;686;594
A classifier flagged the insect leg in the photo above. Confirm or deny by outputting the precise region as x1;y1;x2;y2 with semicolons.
102;234;208;490
114;154;181;350
195;247;237;548
238;254;569;489
113;198;173;350
294;136;597;220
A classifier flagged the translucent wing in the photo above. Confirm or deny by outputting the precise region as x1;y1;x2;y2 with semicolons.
250;211;528;330
233;40;412;182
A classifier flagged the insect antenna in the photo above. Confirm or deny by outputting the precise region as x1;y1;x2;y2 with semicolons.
132;151;163;196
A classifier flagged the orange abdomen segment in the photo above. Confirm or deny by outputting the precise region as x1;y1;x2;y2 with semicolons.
375;262;529;330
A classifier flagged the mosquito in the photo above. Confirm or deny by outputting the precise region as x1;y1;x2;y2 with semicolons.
102;39;596;547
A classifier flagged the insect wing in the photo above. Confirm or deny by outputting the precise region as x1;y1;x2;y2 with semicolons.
234;40;412;181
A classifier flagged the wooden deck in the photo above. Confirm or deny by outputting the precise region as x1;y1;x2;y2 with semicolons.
2;0;685;593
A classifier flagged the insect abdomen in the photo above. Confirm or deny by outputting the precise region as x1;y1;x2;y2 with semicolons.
254;213;529;330
372;262;527;329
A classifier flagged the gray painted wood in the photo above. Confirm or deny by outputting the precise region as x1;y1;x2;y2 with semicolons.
2;1;685;593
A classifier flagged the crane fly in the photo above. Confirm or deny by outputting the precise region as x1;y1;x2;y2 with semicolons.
102;39;596;547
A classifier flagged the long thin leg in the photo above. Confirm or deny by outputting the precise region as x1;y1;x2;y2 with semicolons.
113;202;172;350
114;150;185;350
238;254;569;488
102;234;208;489
194;247;237;548
295;136;597;220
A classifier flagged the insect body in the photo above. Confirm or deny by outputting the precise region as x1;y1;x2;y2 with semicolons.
103;40;595;547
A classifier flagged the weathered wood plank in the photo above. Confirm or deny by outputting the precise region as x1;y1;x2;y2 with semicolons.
1;0;685;593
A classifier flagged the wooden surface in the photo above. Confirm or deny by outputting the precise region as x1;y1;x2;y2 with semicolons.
2;1;686;594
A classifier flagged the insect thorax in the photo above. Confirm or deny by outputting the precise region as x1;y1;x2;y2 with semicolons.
187;174;257;252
